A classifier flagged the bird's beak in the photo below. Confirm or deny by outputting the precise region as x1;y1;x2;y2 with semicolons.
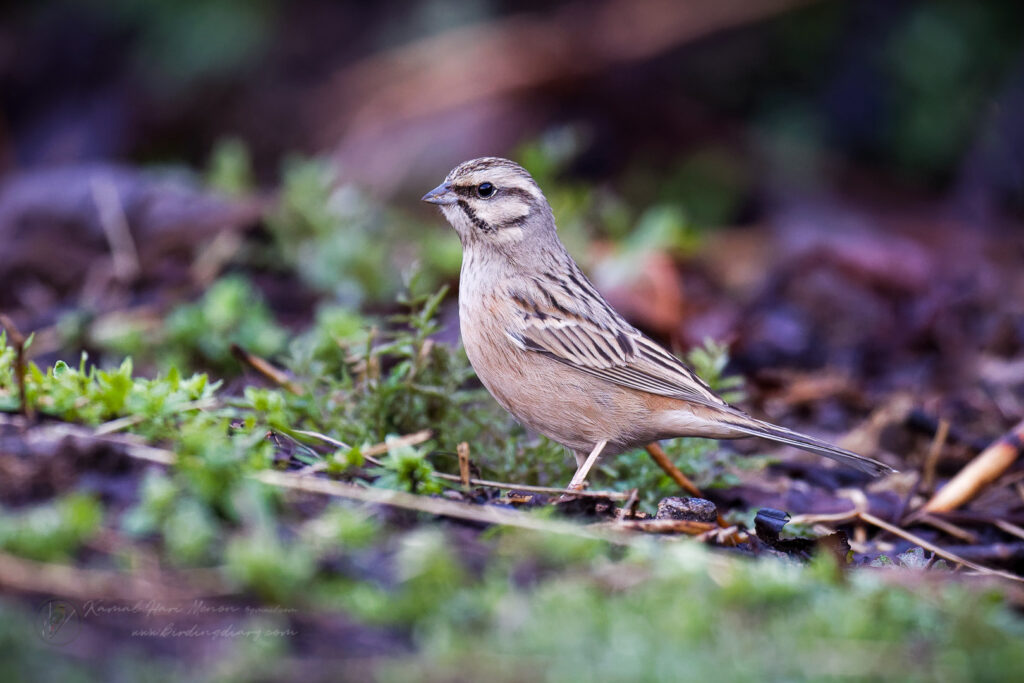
421;181;457;205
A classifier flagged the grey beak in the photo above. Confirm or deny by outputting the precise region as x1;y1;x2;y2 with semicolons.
421;181;457;205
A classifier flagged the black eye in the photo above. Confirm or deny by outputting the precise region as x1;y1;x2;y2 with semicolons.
477;182;495;198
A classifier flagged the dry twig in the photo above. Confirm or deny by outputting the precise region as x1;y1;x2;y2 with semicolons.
923;418;1024;513
591;518;716;535
858;512;1023;584
994;519;1024;542
90;176;141;282
915;513;978;544
431;471;631;500
253;469;633;542
920;418;950;494
645;442;702;497
230;344;304;395
457;441;472;488
94;398;218;435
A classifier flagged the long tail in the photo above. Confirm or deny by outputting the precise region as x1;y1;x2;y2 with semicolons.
723;416;896;477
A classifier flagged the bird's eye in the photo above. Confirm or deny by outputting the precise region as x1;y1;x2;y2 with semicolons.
477;182;495;198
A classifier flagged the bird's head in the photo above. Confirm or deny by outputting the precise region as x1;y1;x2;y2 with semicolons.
421;157;555;250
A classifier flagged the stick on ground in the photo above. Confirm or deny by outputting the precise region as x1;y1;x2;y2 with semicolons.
923;418;1024;514
645;442;702;497
0;315;33;422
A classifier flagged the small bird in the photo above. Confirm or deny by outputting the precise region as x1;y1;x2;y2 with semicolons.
422;157;894;490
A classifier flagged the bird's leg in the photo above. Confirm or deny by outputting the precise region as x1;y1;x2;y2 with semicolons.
566;439;608;491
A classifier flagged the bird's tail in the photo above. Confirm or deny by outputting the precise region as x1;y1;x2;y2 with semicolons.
722;415;896;477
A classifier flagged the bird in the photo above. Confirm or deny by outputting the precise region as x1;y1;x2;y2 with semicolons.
422;157;895;490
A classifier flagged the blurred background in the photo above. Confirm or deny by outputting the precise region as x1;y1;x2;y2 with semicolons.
2;1;1024;678
3;0;1023;428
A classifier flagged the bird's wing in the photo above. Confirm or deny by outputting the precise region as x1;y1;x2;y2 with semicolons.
505;291;729;410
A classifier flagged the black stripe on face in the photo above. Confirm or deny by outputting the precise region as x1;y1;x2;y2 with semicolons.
495;212;531;230
457;199;494;233
452;183;535;202
452;185;479;198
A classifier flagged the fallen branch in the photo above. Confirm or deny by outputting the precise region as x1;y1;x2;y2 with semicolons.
923;418;1024;513
858;512;1023;584
590;518;717;535
253;469;635;543
431;471;631;500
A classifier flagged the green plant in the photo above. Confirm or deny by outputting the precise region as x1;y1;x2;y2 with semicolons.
164;275;288;371
0;494;103;562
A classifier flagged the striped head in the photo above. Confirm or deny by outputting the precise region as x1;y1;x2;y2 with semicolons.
422;157;555;249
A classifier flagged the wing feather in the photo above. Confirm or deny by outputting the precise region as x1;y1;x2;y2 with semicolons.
508;289;727;410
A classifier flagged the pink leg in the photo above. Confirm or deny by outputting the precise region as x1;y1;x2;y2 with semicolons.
566;439;608;491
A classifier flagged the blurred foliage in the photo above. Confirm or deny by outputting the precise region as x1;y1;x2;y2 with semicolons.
656;147;749;229
2;525;1022;681
59;275;288;375
518;129;713;262
164;275;289;371
0;493;102;562
883;1;1024;178
206;137;255;197
84;0;275;87
234;149;460;306
265;157;396;304
380;542;1024;682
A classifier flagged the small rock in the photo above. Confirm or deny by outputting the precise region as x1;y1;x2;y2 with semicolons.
655;497;717;523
